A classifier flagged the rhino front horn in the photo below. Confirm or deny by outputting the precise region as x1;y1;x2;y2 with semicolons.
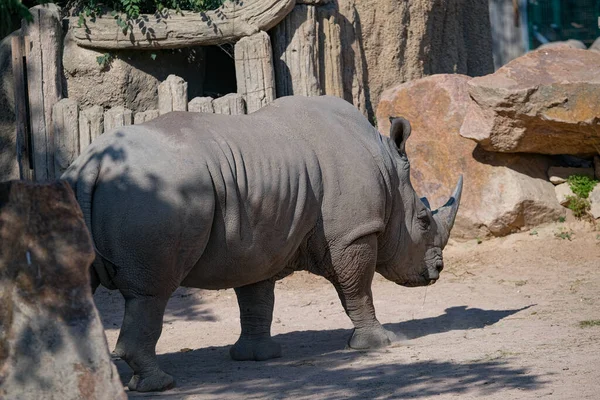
433;175;463;246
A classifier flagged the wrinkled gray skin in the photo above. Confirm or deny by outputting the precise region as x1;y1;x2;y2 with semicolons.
62;95;462;392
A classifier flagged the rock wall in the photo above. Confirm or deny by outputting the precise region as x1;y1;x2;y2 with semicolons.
337;0;494;119
63;31;206;113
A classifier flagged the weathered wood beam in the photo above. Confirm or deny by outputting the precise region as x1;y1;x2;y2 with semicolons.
71;0;296;50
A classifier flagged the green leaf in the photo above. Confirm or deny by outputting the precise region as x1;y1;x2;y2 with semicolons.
150;53;157;60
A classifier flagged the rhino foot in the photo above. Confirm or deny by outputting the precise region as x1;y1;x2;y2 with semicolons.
347;326;397;350
128;370;174;392
230;337;282;361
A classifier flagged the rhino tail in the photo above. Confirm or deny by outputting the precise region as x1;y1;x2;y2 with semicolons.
76;157;118;291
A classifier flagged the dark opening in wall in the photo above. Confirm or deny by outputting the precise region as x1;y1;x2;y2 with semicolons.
203;44;237;98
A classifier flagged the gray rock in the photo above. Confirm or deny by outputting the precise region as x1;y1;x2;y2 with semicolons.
589;185;600;219
0;181;126;400
555;183;575;206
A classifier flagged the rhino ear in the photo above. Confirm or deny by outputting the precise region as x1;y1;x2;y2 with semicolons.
389;117;412;153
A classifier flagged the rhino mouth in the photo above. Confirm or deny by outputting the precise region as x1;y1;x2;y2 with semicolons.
396;274;437;287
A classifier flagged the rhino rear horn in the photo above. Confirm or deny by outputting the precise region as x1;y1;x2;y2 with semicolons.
433;175;463;246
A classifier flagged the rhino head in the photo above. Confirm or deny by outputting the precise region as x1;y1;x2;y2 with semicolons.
376;117;462;287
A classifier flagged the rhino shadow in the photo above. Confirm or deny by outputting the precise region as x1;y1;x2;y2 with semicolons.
384;304;534;340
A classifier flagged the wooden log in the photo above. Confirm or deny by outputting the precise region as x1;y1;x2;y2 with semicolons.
158;75;188;115
213;93;246;115
317;5;344;98
104;106;133;132
22;4;63;181
271;5;321;97
79;105;104;152
52;99;79;178
70;0;296;50
10;34;33;181
0;180;127;400
234;31;276;113
134;109;160;124
188;97;215;113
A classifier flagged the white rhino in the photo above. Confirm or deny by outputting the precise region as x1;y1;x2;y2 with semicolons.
62;95;462;392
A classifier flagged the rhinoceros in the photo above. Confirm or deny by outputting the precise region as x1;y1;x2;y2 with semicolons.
62;95;462;392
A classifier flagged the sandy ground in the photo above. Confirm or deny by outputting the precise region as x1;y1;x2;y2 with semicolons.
94;220;600;399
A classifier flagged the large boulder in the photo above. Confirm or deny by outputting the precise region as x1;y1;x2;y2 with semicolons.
376;74;564;239
460;48;600;155
0;181;126;400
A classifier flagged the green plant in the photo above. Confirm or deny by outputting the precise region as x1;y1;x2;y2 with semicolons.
579;320;600;328
476;237;482;245
554;227;573;241
567;175;598;199
95;52;114;69
558;216;566;223
529;230;538;236
565;195;591;219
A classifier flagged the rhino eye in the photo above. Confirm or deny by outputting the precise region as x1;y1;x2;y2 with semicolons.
417;210;430;230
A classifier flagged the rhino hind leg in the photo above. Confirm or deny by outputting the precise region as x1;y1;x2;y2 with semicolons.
113;294;174;392
230;279;282;361
331;235;397;350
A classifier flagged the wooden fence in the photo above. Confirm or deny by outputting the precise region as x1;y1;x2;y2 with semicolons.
49;78;247;179
12;16;246;182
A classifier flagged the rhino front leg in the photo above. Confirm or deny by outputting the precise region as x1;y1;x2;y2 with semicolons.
230;279;282;361
113;294;174;392
333;235;396;350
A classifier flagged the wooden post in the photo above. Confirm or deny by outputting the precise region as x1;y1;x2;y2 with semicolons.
11;34;33;181
79;105;104;152
158;75;188;115
104;107;133;132
52;99;80;178
271;5;321;97
234;32;276;113
317;5;344;98
213;94;246;115
188;97;215;113
21;4;63;181
133;110;159;124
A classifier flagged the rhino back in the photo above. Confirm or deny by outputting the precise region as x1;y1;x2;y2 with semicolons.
68;96;393;290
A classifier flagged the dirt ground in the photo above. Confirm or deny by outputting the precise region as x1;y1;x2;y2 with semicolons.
94;219;600;400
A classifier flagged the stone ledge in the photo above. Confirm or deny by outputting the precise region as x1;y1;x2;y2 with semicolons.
71;0;295;50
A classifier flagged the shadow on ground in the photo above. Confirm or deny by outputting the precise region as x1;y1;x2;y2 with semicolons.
384;305;534;340
119;305;545;399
